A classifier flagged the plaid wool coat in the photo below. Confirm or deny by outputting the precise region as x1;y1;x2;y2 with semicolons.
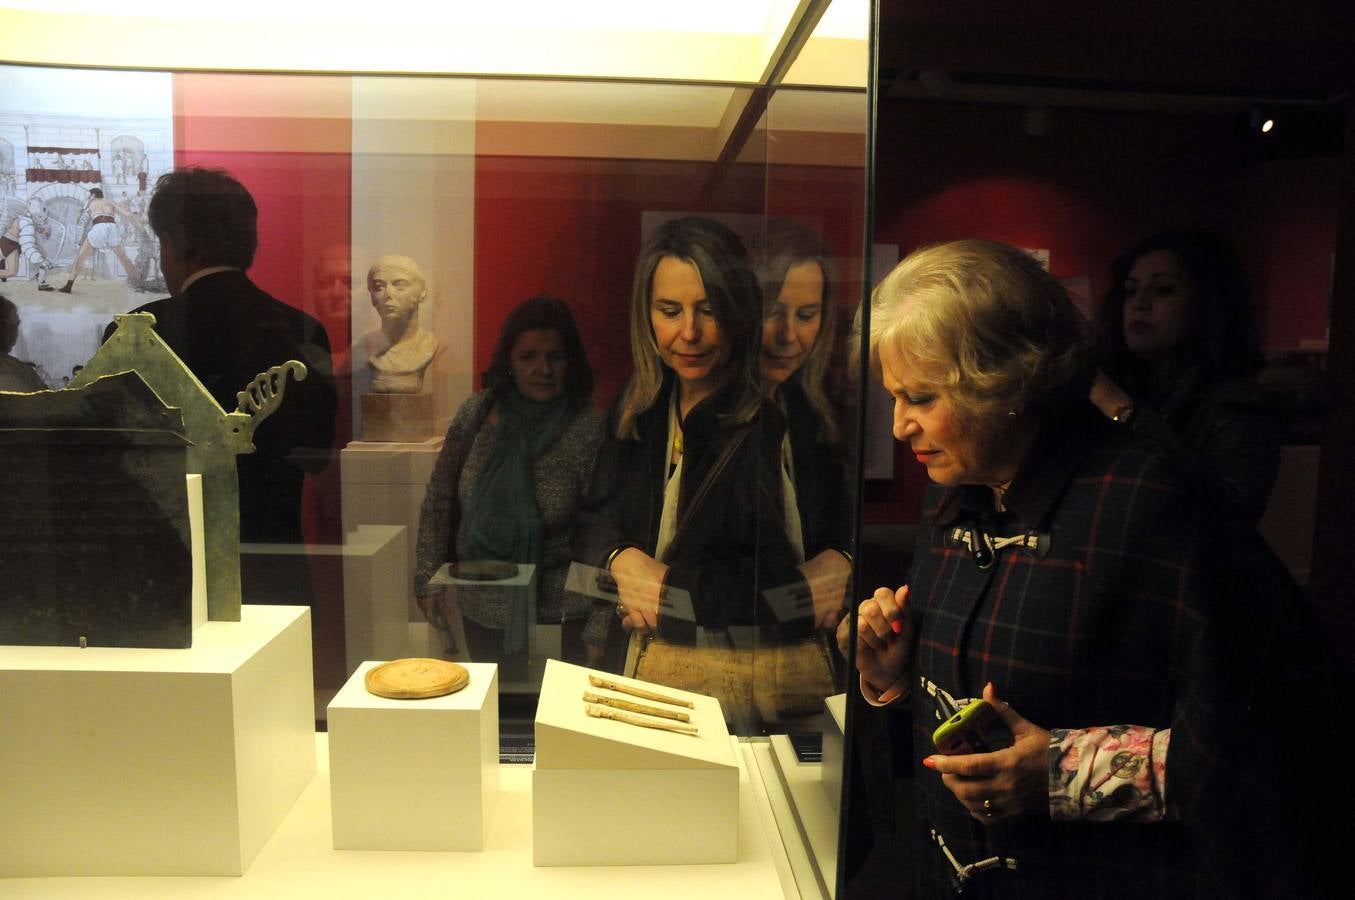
901;405;1347;899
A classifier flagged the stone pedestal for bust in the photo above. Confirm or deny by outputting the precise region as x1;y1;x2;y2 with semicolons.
361;391;434;442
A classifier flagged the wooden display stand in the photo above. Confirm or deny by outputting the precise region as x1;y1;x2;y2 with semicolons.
327;660;499;851
532;659;739;866
0;605;316;876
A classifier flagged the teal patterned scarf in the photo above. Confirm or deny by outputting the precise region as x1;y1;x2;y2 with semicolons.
463;389;573;655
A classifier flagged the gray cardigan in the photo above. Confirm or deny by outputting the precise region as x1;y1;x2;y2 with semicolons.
414;389;604;628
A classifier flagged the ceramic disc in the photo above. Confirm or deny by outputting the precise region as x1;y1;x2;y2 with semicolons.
364;658;470;699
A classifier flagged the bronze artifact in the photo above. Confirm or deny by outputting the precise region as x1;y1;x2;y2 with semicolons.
69;313;307;621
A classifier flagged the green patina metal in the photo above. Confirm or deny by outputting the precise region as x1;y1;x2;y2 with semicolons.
68;312;307;621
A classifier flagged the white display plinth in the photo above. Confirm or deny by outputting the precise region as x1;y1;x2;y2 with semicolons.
328;661;499;851
822;692;847;813
339;438;444;620
533;659;738;867
187;473;207;632
0;605;316;877
340;525;411;674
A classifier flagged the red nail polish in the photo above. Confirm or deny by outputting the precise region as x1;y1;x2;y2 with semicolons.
922;756;936;769
890;619;903;634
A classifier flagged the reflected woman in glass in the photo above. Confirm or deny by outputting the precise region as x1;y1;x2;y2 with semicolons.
1090;229;1283;523
415;296;603;680
758;221;852;636
575;216;799;723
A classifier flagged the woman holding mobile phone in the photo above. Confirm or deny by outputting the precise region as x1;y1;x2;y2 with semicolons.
840;240;1345;898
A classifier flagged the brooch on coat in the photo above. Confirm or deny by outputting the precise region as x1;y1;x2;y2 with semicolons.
945;525;1049;569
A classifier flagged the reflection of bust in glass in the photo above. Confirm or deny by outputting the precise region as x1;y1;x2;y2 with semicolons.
366;255;439;393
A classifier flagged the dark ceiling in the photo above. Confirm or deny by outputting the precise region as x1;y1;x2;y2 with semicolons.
876;0;1354;158
878;0;1355;99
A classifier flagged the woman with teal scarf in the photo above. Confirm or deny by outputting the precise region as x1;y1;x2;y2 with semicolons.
415;296;603;680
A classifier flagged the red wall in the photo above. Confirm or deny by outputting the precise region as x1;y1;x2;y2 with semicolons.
472;156;714;409
1235;157;1341;350
472;156;867;411
868;100;1340;523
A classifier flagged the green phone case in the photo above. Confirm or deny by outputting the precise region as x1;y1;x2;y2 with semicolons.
931;699;1013;755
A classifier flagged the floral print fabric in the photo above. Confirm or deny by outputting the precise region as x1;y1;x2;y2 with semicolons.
1049;725;1172;822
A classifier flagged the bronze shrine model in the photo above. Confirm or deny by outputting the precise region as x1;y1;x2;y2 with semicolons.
67;312;307;622
0;371;194;647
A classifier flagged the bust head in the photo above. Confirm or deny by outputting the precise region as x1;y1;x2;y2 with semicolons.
367;255;428;327
364;255;438;393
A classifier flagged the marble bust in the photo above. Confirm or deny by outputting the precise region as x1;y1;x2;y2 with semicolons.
366;255;439;393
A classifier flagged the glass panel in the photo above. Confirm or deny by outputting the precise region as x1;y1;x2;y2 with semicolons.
0;8;883;898
1;30;872;887
755;80;869;897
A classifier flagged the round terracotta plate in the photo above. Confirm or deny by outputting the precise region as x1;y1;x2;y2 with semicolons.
365;658;470;699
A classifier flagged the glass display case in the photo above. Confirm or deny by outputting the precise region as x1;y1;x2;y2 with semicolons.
0;2;873;896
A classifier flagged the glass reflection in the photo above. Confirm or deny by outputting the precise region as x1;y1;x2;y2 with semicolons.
754;220;852;730
415;297;603;684
572;216;789;732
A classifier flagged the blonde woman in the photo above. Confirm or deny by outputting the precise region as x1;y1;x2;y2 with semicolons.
574;217;801;723
841;239;1342;897
758;221;851;636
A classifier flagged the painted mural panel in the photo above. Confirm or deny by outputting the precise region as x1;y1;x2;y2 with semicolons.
0;66;173;387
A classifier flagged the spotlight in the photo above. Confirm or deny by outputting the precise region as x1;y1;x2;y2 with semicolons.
1261;118;1275;133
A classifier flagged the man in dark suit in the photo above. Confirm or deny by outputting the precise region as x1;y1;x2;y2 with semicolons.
112;167;337;601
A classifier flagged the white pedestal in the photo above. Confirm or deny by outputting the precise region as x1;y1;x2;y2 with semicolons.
340;525;411;674
327;661;499;851
339;438;444;619
187;473;208;632
533;659;739;866
821;692;847;813
0;605;316;876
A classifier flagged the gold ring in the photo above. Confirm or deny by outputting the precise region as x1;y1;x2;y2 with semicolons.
982;799;995;817
616;603;626;618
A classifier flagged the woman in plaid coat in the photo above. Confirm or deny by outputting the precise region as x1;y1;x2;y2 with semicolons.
841;240;1346;898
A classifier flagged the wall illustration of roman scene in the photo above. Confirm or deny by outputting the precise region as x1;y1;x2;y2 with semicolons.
0;66;172;387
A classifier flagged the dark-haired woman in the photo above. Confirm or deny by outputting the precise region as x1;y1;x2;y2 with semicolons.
1091;229;1284;523
415;296;603;677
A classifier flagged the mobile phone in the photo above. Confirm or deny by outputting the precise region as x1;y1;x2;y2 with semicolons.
931;699;1013;755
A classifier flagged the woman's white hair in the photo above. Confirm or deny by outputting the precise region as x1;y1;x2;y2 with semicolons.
867;239;1095;433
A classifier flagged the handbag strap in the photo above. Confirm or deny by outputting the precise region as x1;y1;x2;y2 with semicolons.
662;423;750;564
